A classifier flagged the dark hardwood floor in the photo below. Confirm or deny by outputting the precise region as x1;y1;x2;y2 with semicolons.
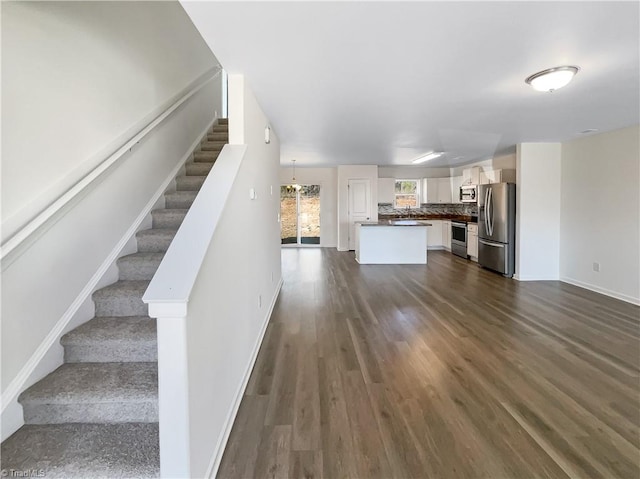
217;249;640;479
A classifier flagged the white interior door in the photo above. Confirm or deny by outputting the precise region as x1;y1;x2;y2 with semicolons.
348;179;371;250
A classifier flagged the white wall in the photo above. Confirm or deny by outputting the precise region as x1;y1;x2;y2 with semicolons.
278;167;337;247
560;126;640;304
1;1;219;242
515;143;561;280
337;165;378;251
1;1;221;440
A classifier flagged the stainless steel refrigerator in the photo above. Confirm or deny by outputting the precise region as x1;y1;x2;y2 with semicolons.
478;183;516;277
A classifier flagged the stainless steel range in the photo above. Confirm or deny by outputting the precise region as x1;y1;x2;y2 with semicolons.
451;221;467;258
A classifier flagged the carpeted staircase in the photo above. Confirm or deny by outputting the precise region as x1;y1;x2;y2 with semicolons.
0;119;228;478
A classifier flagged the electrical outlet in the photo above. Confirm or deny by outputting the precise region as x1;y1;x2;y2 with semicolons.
259;295;262;308
271;185;273;196
593;262;600;272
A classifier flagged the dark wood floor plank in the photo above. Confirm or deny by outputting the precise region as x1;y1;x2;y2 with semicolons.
217;249;640;479
288;450;322;479
253;425;292;479
291;326;321;451
217;395;269;479
317;356;358;479
341;370;393;478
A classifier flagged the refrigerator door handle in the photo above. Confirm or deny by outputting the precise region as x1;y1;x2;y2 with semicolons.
479;238;504;248
487;187;493;236
484;187;490;234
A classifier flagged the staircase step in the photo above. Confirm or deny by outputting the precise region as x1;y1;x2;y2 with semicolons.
194;150;221;162
164;190;197;209
61;317;157;362
218;118;228;125
207;132;228;141
212;124;228;132
18;363;158;424
136;228;177;253
201;141;226;151
176;175;206;191
152;208;188;229
186;162;214;176
117;252;164;280
93;280;150;317
0;423;159;478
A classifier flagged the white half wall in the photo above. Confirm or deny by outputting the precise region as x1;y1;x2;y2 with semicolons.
560;126;640;304
279;167;338;247
1;1;219;242
515;143;561;280
337;165;379;251
144;75;282;478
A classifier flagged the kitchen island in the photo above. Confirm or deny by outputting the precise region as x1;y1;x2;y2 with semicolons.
355;220;432;264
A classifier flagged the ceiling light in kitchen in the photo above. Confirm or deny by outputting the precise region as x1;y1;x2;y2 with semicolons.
412;151;444;164
285;159;301;192
525;66;579;92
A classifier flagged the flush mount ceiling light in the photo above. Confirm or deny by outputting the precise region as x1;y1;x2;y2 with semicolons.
412;151;444;164
525;66;580;92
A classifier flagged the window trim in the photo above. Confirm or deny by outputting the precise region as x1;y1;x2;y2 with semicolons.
393;179;421;209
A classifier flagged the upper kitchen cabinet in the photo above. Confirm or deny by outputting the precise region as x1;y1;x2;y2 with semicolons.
378;178;395;203
479;169;516;184
437;177;452;203
450;176;463;203
423;178;439;203
462;166;480;186
479;169;502;185
423;177;453;203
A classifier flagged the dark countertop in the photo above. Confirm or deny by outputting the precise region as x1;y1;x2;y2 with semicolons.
357;220;432;227
378;214;477;223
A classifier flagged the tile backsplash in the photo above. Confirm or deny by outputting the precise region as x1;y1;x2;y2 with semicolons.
379;203;478;216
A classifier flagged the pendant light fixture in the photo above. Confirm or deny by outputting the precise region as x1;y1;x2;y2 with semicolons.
525;66;580;92
286;159;301;193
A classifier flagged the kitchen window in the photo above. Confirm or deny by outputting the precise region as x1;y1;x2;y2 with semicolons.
394;179;420;208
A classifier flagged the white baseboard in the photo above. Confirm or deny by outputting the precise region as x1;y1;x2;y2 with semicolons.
205;277;284;479
513;274;560;281
560;276;640;306
0;119;215;441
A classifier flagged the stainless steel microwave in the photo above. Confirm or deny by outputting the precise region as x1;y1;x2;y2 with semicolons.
460;185;477;203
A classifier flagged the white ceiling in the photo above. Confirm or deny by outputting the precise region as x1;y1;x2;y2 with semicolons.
182;1;639;168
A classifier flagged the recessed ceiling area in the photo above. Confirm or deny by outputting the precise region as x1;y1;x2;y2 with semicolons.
181;1;639;167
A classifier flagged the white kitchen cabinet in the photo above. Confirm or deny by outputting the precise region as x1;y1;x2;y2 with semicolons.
462;166;480;186
437;177;452;203
424;178;439;204
427;220;443;249
378;178;396;203
450;176;463;203
442;220;451;250
467;223;478;260
479;169;502;185
424;177;454;204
